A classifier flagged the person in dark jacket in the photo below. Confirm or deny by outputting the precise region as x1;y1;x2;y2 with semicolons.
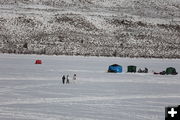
66;75;70;84
62;75;65;84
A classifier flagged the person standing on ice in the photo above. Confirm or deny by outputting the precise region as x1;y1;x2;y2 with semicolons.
62;75;65;84
73;74;76;81
66;75;70;84
72;74;77;84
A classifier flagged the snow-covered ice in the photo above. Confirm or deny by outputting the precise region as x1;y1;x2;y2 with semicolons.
0;54;180;120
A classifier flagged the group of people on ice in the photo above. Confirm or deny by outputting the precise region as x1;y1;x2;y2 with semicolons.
62;74;76;84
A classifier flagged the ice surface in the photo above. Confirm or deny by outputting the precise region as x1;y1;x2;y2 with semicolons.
0;54;180;120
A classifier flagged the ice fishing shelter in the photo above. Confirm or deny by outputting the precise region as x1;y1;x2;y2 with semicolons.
35;60;42;64
166;67;178;75
127;65;136;73
108;64;122;73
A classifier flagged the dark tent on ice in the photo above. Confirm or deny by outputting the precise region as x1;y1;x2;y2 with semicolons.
127;65;136;73
108;64;122;73
166;67;178;75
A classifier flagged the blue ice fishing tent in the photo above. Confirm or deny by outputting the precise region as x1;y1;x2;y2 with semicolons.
108;64;122;73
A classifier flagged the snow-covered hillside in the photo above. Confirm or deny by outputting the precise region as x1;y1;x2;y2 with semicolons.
0;0;180;58
0;54;180;120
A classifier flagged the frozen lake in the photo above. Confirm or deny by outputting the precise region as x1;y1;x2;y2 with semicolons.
0;54;180;120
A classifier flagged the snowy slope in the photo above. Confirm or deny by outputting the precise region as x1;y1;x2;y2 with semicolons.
0;0;180;58
0;54;180;120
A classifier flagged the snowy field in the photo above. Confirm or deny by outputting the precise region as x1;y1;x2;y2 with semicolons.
0;54;180;120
